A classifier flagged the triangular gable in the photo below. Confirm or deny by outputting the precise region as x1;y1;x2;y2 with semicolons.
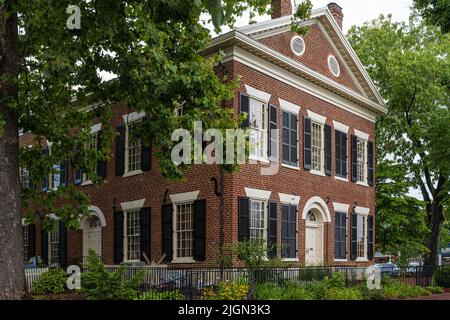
237;7;385;106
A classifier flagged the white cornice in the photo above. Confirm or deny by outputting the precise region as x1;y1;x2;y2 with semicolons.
279;98;300;115
245;84;271;102
333;120;349;133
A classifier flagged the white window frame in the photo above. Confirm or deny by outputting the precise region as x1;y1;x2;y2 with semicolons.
356;138;368;186
20;167;30;189
123;210;141;262
81;124;101;186
311;121;325;176
249;198;268;244
173;202;195;263
122;112;145;177
170;191;199;263
248;97;269;163
48;223;60;267
355;206;369;262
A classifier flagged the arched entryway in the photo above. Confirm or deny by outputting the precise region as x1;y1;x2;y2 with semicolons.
302;197;331;266
81;206;106;260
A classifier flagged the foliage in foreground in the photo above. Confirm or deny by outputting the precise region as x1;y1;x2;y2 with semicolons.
80;250;146;300
32;268;67;295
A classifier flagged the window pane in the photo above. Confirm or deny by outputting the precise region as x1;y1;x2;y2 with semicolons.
125;210;141;261
175;203;194;258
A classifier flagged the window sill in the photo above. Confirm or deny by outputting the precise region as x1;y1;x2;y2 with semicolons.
123;170;143;178
171;258;196;264
81;180;93;187
334;259;348;262
310;170;325;177
249;155;270;164
356;181;369;188
281;258;299;262
334;176;348;182
281;163;300;171
355;257;368;262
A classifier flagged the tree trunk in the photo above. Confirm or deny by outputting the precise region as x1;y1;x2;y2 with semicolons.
424;202;445;268
0;3;23;299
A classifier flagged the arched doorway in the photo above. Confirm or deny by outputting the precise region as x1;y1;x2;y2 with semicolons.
305;210;324;265
302;197;331;266
82;215;102;258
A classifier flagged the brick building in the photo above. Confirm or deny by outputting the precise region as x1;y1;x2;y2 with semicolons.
20;1;387;268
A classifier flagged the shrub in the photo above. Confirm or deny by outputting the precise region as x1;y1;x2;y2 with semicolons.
425;286;444;294
435;266;450;288
81;250;146;300
325;287;363;300
382;283;431;299
254;282;313;300
298;268;331;282
137;290;184;300
202;282;249;300
32;268;67;295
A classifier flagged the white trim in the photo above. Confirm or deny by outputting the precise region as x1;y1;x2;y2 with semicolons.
310;170;326;177
334;259;348;262
22;218;28;226
48;213;60;221
327;55;341;77
172;257;196;264
356;181;370;188
356;258;369;262
86;205;107;227
279;98;300;115
281;163;300;171
169;191;200;203
80;180;94;187
222;46;379;122
290;36;305;56
278;193;301;206
122;111;145;123
282;258;299;262
307;110;326;125
334;176;349;182
302;196;331;223
332;120;349;133
244;187;271;200
354;129;369;141
333;203;350;213
123;169;143;178
355;206;370;216
244;84;271;102
120;199;146;212
90;123;102;134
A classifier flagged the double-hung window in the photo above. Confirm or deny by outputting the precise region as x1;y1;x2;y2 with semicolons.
356;215;367;259
357;138;367;183
282;111;298;167
48;224;60;267
20;167;30;189
249;199;267;243
174;202;194;260
311;122;324;172
248;98;268;161
124;210;141;262
82;132;99;183
126;122;142;174
334;212;347;260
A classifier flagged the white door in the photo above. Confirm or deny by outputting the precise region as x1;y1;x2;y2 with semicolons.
83;216;102;258
305;226;317;265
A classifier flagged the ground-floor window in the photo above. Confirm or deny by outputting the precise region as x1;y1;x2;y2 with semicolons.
124;210;141;261
357;215;367;259
49;224;59;266
249;199;267;243
175;202;194;259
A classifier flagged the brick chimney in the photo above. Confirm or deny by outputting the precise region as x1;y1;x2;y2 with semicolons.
327;3;344;30
271;0;292;19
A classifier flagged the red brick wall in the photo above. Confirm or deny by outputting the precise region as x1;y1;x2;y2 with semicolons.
260;25;362;94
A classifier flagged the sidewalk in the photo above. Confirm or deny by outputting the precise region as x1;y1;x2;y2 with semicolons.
409;292;450;300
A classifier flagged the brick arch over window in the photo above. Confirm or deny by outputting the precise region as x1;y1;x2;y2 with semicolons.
301;196;331;223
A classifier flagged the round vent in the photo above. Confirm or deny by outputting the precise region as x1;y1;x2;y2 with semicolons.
328;55;340;77
291;36;305;56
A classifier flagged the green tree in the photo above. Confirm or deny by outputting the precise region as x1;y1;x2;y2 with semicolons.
0;0;312;299
413;0;450;33
348;15;450;268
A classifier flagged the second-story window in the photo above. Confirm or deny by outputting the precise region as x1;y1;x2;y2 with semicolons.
126;122;142;173
20;167;30;190
357;138;367;183
82;132;99;183
249;98;268;161
311;122;324;172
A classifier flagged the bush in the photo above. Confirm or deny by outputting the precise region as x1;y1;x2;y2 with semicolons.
425;286;445;294
298;268;331;282
33;268;67;295
382;282;431;299
137;290;184;300
435;266;450;288
254;282;313;300
81;250;146;300
202;282;249;300
325;287;363;300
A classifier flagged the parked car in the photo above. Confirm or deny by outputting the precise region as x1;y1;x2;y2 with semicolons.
373;263;400;276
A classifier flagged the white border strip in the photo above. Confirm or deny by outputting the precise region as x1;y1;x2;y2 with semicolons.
333;120;349;133
244;187;271;200
279;98;301;115
279;193;301;205
333;202;350;213
354;129;369;141
170;191;200;203
121;199;146;211
355;206;370;216
245;84;271;102
307;110;326;124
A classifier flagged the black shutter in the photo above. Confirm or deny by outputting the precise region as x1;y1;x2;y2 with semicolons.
42;148;49;192
193;199;206;261
239;93;250;128
351;135;358;182
238;197;250;242
40;225;48;264
303;116;312;170
73;146;83;185
368;215;374;260
140;207;151;262
368;141;374;186
113;211;124;264
342;133;348;177
334;213;347;260
324;124;332;176
58;220;67;267
60;160;68;187
115;124;126;176
288;206;297;259
268;201;277;258
268;104;278;161
141;143;152;171
335;131;342;177
28;224;36;259
350;213;357;260
96;130;107;178
161;204;173;262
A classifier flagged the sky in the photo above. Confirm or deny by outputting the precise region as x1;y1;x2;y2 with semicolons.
209;0;413;35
